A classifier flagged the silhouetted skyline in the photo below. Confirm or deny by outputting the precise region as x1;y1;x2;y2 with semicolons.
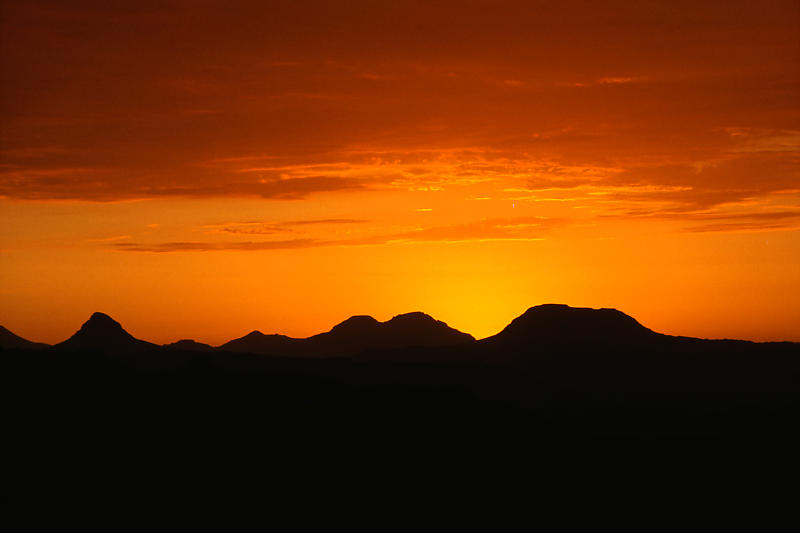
3;304;795;354
6;304;799;529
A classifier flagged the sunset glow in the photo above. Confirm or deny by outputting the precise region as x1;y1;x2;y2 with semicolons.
1;1;798;344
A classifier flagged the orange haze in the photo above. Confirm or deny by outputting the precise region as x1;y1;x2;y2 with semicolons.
1;1;799;344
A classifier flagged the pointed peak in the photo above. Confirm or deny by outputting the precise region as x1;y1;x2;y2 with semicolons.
81;312;125;331
82;312;127;330
56;311;154;352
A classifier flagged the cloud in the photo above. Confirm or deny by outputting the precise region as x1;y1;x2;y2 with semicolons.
2;1;797;207
0;147;544;201
725;128;800;153
605;206;800;233
683;220;800;233
249;177;364;199
386;217;553;243
514;151;799;211
204;218;368;235
110;216;559;252
0;167;364;201
680;211;800;234
112;239;320;252
283;218;367;226
597;76;637;85
608;152;800;209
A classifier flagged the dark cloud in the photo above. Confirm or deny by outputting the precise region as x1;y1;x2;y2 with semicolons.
0;169;364;201
590;152;800;210
1;1;797;202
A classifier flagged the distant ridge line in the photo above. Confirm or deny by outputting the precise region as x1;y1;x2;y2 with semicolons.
2;304;797;354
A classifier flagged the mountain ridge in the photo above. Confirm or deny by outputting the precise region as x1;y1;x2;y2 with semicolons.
6;304;797;356
219;311;475;357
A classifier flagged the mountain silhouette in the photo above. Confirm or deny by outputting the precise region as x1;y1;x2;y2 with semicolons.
306;312;475;356
6;304;797;362
6;303;799;532
54;312;158;353
218;330;300;354
162;339;215;352
482;304;658;348
218;312;474;357
0;325;50;350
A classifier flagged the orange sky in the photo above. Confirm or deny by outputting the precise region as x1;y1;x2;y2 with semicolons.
1;1;799;344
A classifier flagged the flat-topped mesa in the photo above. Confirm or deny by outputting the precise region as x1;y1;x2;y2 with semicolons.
485;304;657;346
55;312;157;352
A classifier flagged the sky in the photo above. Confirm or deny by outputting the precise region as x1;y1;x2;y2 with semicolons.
1;0;799;344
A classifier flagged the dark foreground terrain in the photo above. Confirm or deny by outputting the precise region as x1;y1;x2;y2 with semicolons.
4;305;799;530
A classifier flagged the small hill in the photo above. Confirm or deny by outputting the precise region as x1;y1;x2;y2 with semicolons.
0;325;50;350
162;339;215;352
218;330;300;355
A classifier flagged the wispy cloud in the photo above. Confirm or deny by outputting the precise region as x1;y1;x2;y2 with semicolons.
204;218;368;235
725;128;800;154
0;168;365;201
606;206;800;233
683;220;800;233
113;239;320;252
110;216;560;252
564;76;643;88
597;76;638;85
